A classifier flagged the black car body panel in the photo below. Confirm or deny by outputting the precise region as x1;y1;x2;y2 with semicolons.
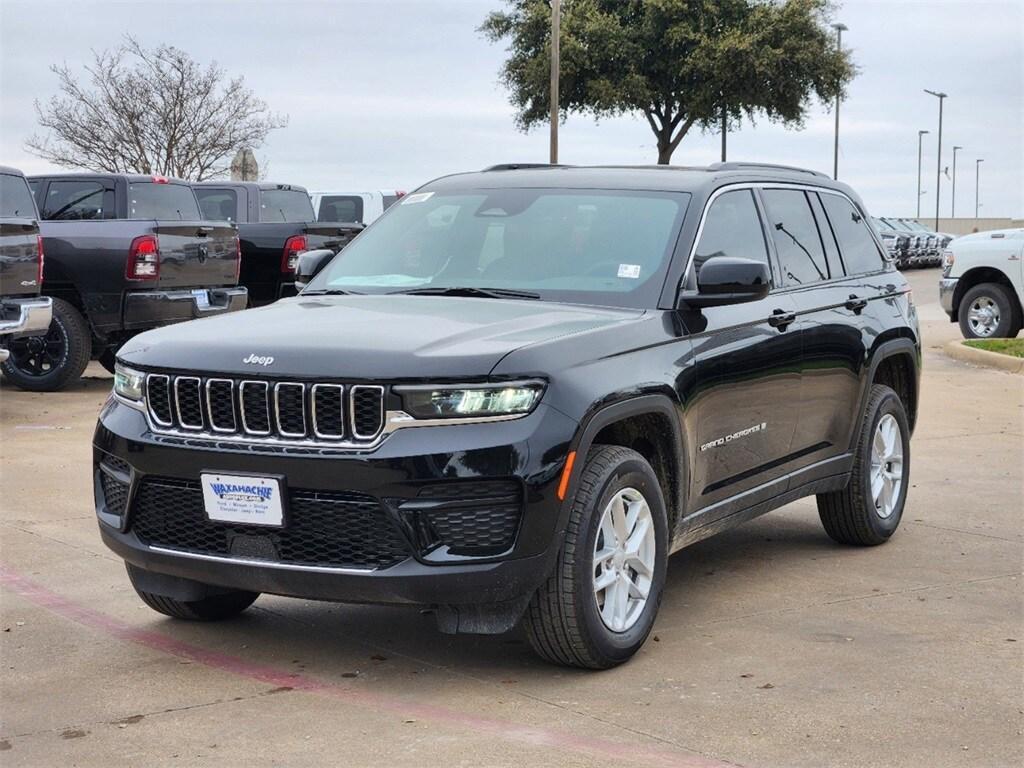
95;164;921;632
193;182;362;306
27;173;246;349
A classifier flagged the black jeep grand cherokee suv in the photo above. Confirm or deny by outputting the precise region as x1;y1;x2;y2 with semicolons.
95;163;920;669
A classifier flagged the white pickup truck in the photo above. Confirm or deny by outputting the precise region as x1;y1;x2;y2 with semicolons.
940;228;1024;338
309;190;404;225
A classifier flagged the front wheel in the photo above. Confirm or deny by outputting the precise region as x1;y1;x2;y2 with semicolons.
817;384;910;546
524;445;668;669
958;283;1021;339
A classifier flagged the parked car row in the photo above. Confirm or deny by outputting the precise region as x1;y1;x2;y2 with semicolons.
873;217;953;270
0;168;393;391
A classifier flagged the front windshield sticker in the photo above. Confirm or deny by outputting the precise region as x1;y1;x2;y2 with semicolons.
617;264;641;279
402;192;434;205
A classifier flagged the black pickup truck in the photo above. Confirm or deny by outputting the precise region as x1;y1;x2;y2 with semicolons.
193;182;362;306
0;166;51;362
0;173;246;391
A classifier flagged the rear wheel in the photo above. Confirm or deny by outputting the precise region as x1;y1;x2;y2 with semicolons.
127;565;259;621
523;445;668;669
817;384;910;546
958;283;1021;339
1;298;91;392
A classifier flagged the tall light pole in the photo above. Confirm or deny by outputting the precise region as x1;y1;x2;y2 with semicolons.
832;23;847;179
549;0;560;164
924;89;947;230
975;159;984;219
916;130;929;217
951;145;962;218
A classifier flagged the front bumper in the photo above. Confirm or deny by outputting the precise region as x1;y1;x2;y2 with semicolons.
93;396;577;612
0;297;52;362
123;287;248;330
939;277;958;317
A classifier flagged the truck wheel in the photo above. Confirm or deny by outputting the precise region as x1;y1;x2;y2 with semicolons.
523;445;668;669
128;569;258;621
958;283;1021;339
817;384;910;546
0;298;91;392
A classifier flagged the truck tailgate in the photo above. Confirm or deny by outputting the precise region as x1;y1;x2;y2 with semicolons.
155;222;238;288
302;222;363;252
0;219;41;297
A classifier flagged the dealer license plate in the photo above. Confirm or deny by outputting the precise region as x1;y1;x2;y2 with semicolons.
192;289;211;309
201;473;284;527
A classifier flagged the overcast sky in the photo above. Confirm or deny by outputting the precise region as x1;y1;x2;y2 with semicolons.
1;0;1020;218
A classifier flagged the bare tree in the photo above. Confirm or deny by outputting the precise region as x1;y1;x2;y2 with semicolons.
26;36;288;180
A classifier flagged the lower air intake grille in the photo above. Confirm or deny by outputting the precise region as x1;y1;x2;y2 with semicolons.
130;478;409;570
415;480;523;556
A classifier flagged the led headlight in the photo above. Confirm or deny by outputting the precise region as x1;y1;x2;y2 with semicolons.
113;363;145;402
397;381;544;419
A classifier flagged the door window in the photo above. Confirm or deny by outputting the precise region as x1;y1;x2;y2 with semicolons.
820;194;886;274
693;189;772;283
194;188;238;222
761;189;829;287
41;180;114;220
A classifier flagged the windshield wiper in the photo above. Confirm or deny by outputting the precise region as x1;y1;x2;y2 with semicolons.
301;288;362;296
389;286;540;300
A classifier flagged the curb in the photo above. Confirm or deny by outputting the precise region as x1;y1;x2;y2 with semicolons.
943;340;1024;374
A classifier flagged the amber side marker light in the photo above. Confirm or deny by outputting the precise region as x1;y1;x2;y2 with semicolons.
557;451;577;501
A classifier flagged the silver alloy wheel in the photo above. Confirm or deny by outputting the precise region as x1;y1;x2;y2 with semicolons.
593;487;656;633
967;295;1001;337
870;414;904;519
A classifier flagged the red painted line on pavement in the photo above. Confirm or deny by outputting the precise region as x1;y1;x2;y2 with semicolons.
0;565;738;768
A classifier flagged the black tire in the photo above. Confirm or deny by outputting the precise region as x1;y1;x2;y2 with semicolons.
523;445;668;669
958;283;1021;339
817;384;910;546
127;567;258;621
1;298;91;392
97;348;117;375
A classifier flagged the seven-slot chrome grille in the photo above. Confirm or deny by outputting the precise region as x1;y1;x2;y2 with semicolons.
145;373;385;444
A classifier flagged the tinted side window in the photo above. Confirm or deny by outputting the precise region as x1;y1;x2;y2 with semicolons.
761;189;828;286
809;193;845;278
820;194;885;274
0;173;37;218
318;195;365;223
194;188;238;221
693;189;771;282
42;180;114;220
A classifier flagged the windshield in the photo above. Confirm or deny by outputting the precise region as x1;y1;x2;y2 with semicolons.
305;188;689;308
260;189;315;222
0;173;37;218
128;182;201;220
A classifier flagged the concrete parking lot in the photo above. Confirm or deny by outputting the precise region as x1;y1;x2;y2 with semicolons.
1;267;1021;768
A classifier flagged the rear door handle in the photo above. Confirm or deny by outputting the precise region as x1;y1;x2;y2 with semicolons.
844;295;868;313
768;309;796;330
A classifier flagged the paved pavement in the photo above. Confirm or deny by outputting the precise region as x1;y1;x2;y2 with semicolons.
1;267;1021;768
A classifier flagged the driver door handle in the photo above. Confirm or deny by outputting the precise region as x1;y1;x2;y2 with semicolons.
768;308;796;330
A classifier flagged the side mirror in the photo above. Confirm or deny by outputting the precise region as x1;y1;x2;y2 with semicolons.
295;249;335;291
678;256;771;309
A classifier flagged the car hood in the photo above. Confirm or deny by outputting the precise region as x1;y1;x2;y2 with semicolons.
118;294;643;379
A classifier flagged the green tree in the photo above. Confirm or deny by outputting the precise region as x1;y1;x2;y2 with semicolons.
481;0;856;164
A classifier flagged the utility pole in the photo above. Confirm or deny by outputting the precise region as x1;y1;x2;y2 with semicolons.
924;89;947;230
975;158;984;219
916;130;929;217
951;145;962;218
721;106;727;162
832;23;847;179
549;0;560;164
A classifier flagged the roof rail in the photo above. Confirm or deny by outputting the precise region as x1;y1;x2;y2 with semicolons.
707;162;829;179
482;163;571;171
